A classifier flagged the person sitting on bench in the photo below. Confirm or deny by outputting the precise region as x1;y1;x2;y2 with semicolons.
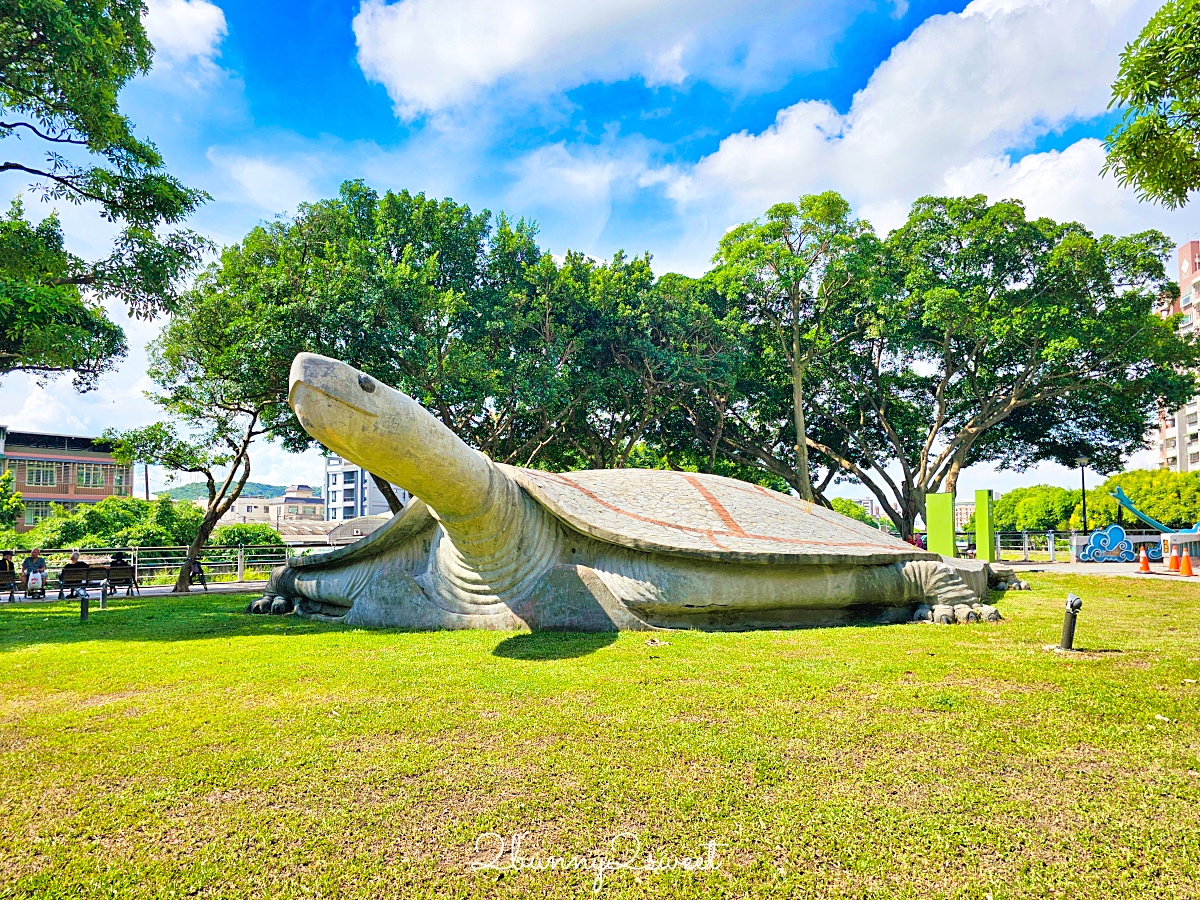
59;551;90;600
22;548;47;598
0;550;15;602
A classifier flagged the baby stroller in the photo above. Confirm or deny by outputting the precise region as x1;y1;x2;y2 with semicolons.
186;558;208;592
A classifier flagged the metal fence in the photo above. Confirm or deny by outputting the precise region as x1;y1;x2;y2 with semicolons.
979;530;1159;562
6;543;334;587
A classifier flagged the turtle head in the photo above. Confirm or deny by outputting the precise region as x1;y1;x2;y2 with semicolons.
289;353;387;427
289;353;496;520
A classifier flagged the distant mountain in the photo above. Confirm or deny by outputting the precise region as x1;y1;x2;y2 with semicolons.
158;482;322;501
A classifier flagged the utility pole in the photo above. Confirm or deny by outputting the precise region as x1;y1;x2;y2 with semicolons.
144;462;150;501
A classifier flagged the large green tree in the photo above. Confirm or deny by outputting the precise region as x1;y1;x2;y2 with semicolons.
802;196;1198;536
1104;0;1200;207
195;181;726;495
992;485;1081;533
1074;468;1200;531
1;0;208;386
706;192;874;500
1;200;126;387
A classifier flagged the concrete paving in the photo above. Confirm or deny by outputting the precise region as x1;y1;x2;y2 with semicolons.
997;560;1200;582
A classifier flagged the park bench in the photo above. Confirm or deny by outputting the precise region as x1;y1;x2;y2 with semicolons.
0;570;14;602
105;565;140;597
86;567;109;594
57;567;89;600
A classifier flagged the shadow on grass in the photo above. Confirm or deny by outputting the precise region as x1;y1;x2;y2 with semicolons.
0;593;328;651
492;631;617;660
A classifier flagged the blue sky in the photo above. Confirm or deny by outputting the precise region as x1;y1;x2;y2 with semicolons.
0;0;1190;497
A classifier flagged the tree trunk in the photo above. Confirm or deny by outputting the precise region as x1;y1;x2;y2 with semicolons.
371;473;405;514
792;365;814;501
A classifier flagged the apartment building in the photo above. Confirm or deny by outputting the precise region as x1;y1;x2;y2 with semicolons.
324;455;409;521
955;502;976;530
1158;241;1200;472
0;427;132;531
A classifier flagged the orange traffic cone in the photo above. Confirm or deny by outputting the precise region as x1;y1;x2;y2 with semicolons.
1139;547;1151;574
1170;546;1181;571
1182;548;1194;578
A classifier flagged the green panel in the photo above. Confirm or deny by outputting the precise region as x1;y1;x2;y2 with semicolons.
974;489;996;563
926;492;957;558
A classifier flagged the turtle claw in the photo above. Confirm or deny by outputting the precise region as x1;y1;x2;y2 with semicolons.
247;596;291;615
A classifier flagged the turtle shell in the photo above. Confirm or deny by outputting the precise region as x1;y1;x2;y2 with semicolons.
504;466;940;566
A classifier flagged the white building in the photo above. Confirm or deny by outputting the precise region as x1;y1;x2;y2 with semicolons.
324;455;409;521
1158;241;1200;472
210;485;325;526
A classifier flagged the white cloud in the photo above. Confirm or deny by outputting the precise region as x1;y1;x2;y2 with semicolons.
672;0;1158;236
143;0;227;65
7;381;89;434
504;140;675;250
353;0;860;118
940;139;1191;236
205;149;322;215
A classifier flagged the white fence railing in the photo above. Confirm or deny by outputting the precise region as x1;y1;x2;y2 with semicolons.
966;530;1161;562
5;543;335;586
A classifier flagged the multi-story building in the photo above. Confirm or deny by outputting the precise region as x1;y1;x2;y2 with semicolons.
0;427;132;531
1158;241;1200;472
217;496;273;524
266;485;325;525
212;485;326;526
955;502;976;530
324;455;408;522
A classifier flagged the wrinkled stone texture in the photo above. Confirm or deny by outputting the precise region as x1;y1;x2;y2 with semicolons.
256;354;997;631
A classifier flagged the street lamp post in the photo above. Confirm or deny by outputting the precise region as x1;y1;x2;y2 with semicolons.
1075;456;1090;533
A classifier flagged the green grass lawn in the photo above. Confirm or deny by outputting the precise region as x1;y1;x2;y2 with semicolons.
1;574;1199;899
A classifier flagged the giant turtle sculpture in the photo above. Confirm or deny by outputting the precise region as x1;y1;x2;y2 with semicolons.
253;353;991;630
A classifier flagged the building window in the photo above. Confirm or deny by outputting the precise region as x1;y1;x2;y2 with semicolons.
288;506;298;515
76;463;106;487
1190;433;1198;445
329;490;338;504
113;467;129;496
25;461;58;486
1191;453;1199;465
24;500;52;526
343;505;355;518
330;473;338;484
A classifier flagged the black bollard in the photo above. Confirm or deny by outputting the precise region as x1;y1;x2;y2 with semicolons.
1060;592;1082;650
80;592;89;623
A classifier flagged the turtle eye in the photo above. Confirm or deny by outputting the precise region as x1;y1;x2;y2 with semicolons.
358;374;376;393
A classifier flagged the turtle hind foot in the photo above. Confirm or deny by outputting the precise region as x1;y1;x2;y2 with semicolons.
247;595;294;615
